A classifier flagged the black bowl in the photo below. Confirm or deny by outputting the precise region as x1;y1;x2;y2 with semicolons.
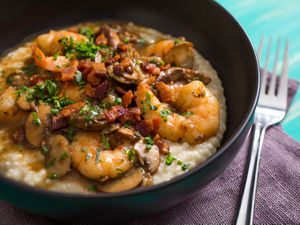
0;0;259;223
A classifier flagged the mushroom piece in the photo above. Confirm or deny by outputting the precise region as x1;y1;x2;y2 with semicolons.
97;167;144;193
44;134;71;178
25;103;51;147
106;63;142;84
164;41;195;69
134;138;160;174
0;86;28;125
116;127;140;141
16;94;31;111
157;67;211;85
98;25;120;49
141;172;153;186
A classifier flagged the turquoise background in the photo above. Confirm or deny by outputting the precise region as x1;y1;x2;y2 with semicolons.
217;0;300;141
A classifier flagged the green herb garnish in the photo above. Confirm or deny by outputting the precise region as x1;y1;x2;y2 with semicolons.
145;93;158;111
114;97;122;105
79;27;95;40
60;152;69;161
31;112;41;126
126;149;136;161
144;136;154;150
21;64;38;76
74;70;85;87
87;184;97;192
165;154;176;166
41;146;49;155
45;157;56;168
101;134;110;149
159;109;172;121
48;173;58;179
181;164;190;171
95;147;101;163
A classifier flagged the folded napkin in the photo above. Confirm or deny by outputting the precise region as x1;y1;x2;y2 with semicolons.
0;80;299;225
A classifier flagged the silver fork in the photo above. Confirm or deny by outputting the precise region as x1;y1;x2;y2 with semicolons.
235;38;289;225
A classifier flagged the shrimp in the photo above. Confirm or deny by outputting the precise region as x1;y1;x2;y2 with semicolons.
142;39;195;68
135;81;220;144
32;45;79;81
0;86;28;125
36;30;87;56
71;132;134;180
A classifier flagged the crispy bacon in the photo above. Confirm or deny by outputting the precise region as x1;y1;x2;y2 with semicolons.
122;90;134;108
136;119;160;136
104;106;141;123
87;71;101;86
155;82;172;103
95;33;108;46
60;101;85;118
60;60;79;81
94;80;108;101
154;134;169;154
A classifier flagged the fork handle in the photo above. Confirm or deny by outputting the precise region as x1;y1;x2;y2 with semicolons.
235;122;266;225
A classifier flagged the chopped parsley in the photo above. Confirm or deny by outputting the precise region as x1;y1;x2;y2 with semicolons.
60;36;100;60
74;70;85;87
40;146;49;155
79;27;95;40
85;152;92;161
21;63;38;76
53;52;59;60
45;157;56;168
31;112;41;126
182;111;194;118
6;75;14;84
145;93;157;111
60;152;69;161
159;109;172;121
65;125;75;142
181;164;190;171
15;79;74;115
87;184;97;192
114;97;122;105
149;58;165;67
144;136;154;150
101;134;110;149
95;147;101;163
126;149;136;161
165;154;176;165
79;102;102;122
174;38;182;45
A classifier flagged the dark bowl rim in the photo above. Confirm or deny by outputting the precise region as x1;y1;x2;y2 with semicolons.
0;1;260;200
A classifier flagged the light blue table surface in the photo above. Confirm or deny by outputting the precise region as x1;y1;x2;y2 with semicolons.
217;0;300;141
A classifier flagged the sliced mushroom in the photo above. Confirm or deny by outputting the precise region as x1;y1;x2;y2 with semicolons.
0;86;28;125
157;67;211;85
99;25;120;48
25;103;51;147
116;127;140;141
97;167;144;193
134;138;160;174
107;63;142;84
141;172;153;186
16;94;31;111
45;134;71;178
164;41;195;68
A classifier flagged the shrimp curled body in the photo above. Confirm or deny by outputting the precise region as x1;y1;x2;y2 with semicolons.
135;81;220;144
71;132;133;180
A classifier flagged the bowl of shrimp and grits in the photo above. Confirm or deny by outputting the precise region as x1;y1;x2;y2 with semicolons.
0;0;259;222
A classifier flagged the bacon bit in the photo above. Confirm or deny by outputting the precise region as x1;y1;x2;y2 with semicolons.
60;60;79;81
51;116;68;130
85;83;95;98
136;119;160;136
117;43;128;52
153;135;169;154
104;106;141;123
120;57;131;67
155;82;172;103
95;33;108;46
115;86;127;95
94;80;108;101
122;90;134;107
92;62;106;75
129;107;141;121
87;71;101;86
11;129;26;144
104;106;127;122
113;54;121;62
61;101;85;118
160;63;171;71
78;59;93;70
140;62;161;76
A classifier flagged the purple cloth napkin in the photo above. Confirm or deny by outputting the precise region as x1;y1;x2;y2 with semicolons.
0;80;299;225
